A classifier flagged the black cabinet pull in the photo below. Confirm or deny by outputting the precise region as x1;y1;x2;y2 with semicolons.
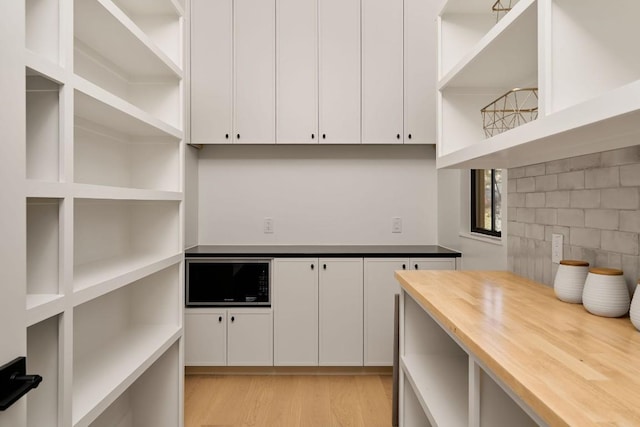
225;133;229;139
408;134;412;139
323;264;327;270
0;357;42;411
402;264;406;270
311;134;315;139
396;134;400;139
322;134;326;139
218;316;222;322
236;134;240;140
414;264;419;270
311;264;314;270
231;316;235;322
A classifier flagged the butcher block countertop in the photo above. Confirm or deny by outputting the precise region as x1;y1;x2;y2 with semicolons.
394;270;640;427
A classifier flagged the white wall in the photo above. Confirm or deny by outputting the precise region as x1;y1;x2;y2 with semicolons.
438;168;508;270
197;144;438;245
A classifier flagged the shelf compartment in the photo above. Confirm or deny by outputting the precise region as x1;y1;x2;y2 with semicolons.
27;315;60;427
27;198;61;297
74;118;180;192
88;342;180;427
26;0;59;63
74;0;182;128
73;184;182;201
72;265;181;427
401;372;433;427
26;72;61;182
439;0;537;89
73;199;180;294
110;0;183;67
550;0;640;113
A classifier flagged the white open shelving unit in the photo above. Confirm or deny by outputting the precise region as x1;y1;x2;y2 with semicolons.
436;0;640;169
399;291;539;427
22;0;185;425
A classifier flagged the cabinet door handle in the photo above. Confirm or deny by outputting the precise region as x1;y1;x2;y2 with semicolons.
231;316;235;322
396;134;401;140
236;134;240;140
322;134;326;139
311;264;314;270
414;264;419;270
225;133;229;139
408;134;412;139
218;316;222;322
402;264;406;270
311;133;315;139
323;264;327;270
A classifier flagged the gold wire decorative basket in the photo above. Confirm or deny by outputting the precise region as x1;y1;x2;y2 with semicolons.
492;0;513;21
481;88;538;138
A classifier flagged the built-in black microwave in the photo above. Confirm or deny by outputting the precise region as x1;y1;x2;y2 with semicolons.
185;259;271;307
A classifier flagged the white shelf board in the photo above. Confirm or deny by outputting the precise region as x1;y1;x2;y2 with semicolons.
26;294;65;327
75;0;182;80
439;0;536;89
72;325;181;427
114;0;184;17
401;354;469;427
25;51;67;85
73;252;182;307
26;180;67;198
74;78;182;139
73;184;182;201
441;0;520;14
437;79;640;169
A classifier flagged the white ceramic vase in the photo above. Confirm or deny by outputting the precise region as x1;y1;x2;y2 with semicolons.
554;260;589;303
582;268;630;317
630;283;640;331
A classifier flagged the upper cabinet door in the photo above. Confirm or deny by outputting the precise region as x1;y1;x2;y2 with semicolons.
234;0;276;143
190;0;233;144
404;0;438;144
318;0;361;143
362;0;403;144
276;0;318;143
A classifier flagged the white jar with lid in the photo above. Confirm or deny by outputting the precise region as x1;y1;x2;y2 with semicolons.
630;281;640;331
582;268;630;317
554;260;589;303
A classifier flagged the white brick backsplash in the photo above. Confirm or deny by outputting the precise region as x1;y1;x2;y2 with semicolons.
516;208;536;223
510;167;525;179
620;164;640;187
570;190;600;208
585;209;619;230
525;192;545;207
507;178;517;193
509;221;525;237
601;188;639;209
508;193;525;208
601;146;640;167
546;159;571;174
601;230;639;255
535;208;557;225
517;177;535;192
525;223;545;240
525;164;546;177
570;227;600;248
545;225;570;242
620;211;640;233
546;191;571;208
507;207;517;221
585;167;620;189
535;175;558;191
558;171;585;190
570;153;601;170
557;209;585;227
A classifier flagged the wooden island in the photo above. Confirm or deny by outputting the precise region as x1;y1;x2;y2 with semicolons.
395;270;640;427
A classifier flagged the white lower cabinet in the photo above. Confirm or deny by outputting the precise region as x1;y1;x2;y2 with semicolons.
273;258;363;366
184;308;273;366
364;258;456;366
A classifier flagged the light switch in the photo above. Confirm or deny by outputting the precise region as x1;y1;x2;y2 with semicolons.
392;217;402;233
264;217;274;234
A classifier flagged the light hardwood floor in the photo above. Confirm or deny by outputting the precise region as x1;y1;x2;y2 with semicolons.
185;374;393;427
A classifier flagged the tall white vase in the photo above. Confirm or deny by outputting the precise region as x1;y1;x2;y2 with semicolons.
630;283;640;331
554;260;589;303
582;268;630;318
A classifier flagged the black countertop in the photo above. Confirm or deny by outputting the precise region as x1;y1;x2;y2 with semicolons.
184;245;461;258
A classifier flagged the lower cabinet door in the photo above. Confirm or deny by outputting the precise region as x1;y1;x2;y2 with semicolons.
227;310;274;366
410;258;457;271
319;258;363;366
184;310;227;366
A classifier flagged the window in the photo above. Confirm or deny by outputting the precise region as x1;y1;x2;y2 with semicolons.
471;169;502;237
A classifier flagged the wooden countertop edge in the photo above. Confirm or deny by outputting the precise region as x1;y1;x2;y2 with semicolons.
395;271;568;427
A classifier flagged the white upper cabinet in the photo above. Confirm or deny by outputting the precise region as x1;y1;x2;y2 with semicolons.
404;0;439;144
190;0;233;143
362;0;404;144
318;0;361;143
276;0;318;143
234;0;276;143
437;0;640;169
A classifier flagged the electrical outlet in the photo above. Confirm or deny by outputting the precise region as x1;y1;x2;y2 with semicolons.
263;217;274;234
552;233;563;264
392;217;402;233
